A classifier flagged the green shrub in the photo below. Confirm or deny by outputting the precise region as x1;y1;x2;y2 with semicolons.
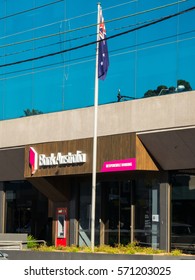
27;235;38;249
171;249;182;256
30;242;183;256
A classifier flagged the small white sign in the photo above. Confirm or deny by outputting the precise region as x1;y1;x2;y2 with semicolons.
152;214;159;222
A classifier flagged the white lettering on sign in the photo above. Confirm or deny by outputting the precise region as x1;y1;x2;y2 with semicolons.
105;162;133;168
39;150;87;167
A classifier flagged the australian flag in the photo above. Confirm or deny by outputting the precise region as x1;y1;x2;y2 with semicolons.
98;7;109;80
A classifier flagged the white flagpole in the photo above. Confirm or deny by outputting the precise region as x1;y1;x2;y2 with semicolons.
91;2;101;252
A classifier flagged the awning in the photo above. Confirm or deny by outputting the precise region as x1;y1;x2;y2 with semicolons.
138;127;195;170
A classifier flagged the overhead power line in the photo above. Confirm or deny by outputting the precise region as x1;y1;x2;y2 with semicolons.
0;0;138;41
1;29;194;79
1;34;194;82
1;18;155;58
0;0;187;49
105;0;187;24
0;5;194;69
0;0;189;59
0;0;64;21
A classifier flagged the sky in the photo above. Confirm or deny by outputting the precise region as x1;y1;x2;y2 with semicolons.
0;0;194;120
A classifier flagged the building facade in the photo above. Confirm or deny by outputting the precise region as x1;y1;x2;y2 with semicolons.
0;92;195;252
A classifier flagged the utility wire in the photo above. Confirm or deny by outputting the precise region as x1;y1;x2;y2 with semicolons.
1;18;155;58
0;0;64;21
112;29;195;54
0;0;190;59
104;0;138;11
0;0;137;40
1;29;194;78
105;0;187;24
0;5;194;69
0;0;187;49
1;12;191;59
1;34;194;82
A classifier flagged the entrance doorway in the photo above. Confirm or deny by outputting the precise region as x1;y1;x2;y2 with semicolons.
78;182;100;246
102;181;131;245
78;181;132;247
78;175;160;248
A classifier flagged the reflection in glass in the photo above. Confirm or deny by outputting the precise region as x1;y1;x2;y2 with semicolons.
171;174;195;253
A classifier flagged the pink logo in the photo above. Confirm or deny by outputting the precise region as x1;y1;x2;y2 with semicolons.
29;147;38;175
101;158;136;172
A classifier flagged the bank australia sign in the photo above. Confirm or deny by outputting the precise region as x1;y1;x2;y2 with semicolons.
29;147;87;175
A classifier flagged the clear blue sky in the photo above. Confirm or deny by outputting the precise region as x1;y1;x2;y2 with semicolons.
0;0;194;119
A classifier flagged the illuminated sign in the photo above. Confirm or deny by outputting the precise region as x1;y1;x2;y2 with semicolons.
101;158;136;172
39;151;87;167
29;147;38;175
29;148;86;174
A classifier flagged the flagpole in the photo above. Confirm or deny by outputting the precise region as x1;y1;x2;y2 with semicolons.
91;2;101;252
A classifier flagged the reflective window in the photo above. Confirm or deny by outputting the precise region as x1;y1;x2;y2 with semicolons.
0;1;194;120
78;182;100;246
171;174;195;253
134;176;160;249
5;181;48;240
78;175;160;248
102;181;131;246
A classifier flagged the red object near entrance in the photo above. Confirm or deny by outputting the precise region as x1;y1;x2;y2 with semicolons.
55;208;67;247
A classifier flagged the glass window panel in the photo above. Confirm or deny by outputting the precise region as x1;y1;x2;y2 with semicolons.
134;175;160;249
171;174;195;253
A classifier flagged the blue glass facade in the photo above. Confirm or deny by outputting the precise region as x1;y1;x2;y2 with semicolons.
0;0;194;120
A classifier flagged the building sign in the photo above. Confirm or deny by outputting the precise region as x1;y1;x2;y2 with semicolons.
101;158;136;172
29;147;86;175
39;151;87;167
29;147;38;175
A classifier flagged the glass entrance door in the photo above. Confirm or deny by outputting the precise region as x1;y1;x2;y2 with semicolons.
102;181;131;246
134;177;160;249
78;180;132;247
78;182;100;246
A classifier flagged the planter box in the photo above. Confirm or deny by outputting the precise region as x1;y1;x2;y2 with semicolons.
2;250;195;260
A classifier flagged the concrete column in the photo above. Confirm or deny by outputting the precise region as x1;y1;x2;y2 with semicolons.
0;182;5;233
159;174;171;252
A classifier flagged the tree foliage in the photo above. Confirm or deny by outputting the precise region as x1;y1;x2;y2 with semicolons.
143;79;192;98
24;109;43;116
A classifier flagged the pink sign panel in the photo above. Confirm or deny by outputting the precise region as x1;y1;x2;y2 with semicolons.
101;158;136;172
29;147;38;175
